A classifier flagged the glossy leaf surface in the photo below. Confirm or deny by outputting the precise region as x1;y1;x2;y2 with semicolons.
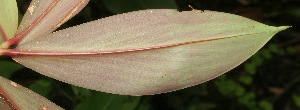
0;76;63;110
13;10;288;95
0;0;18;43
15;0;89;44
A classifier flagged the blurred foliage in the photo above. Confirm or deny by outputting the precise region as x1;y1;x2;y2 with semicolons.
0;0;299;110
102;0;177;14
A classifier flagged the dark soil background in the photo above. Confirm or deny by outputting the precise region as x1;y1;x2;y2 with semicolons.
1;0;299;110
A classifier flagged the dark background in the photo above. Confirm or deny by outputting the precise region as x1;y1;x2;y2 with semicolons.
1;0;299;110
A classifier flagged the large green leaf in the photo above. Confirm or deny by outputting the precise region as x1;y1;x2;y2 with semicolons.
11;10;288;95
0;0;18;43
0;76;63;110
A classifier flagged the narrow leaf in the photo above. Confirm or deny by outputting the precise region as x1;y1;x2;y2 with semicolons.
0;76;63;109
0;0;18;43
14;0;89;45
13;10;289;95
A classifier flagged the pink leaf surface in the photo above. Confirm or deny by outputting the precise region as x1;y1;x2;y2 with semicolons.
0;76;63;109
13;0;89;45
11;10;288;95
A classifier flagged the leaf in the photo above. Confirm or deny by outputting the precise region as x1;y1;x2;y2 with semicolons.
29;78;53;97
102;0;177;14
0;60;23;78
14;0;90;45
0;76;63;110
0;0;18;43
258;100;273;110
292;94;300;108
75;92;141;110
215;76;245;96
12;10;289;95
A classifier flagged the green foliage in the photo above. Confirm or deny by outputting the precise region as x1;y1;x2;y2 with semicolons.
0;60;23;78
102;0;177;14
215;75;245;97
292;94;300;108
29;78;53;97
239;75;253;85
71;85;145;110
286;46;297;54
238;92;256;109
259;100;273;110
71;86;92;101
74;92;141;110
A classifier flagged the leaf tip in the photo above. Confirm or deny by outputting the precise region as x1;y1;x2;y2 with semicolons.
277;26;291;31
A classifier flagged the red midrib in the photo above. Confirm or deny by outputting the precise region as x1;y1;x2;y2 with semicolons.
6;0;60;46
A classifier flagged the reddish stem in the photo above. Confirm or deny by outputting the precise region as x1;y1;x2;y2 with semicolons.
3;0;60;47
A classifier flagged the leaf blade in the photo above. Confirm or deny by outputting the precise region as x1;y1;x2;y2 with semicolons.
15;0;89;44
0;0;18;43
13;10;289;95
0;76;63;109
17;10;283;52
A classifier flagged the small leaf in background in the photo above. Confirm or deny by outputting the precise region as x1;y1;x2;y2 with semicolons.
71;86;92;101
243;53;265;75
239;75;253;85
215;76;245;97
258;100;273;110
0;60;23;78
75;92;141;110
102;0;177;13
267;44;279;53
251;54;264;67
244;63;257;75
292;94;300;108
238;92;257;109
134;97;150;110
29;78;53;97
286;46;297;54
261;49;273;60
0;76;63;109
